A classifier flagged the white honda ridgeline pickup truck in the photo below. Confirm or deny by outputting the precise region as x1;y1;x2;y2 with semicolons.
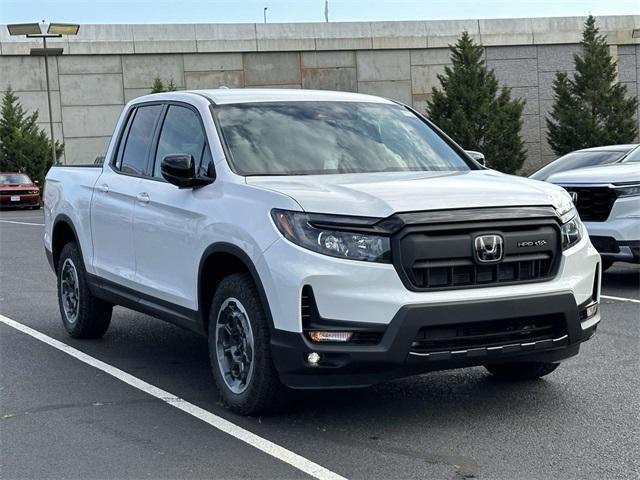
44;89;601;414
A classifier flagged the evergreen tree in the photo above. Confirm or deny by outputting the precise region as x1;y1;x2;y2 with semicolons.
165;78;177;92
0;88;63;185
546;15;639;155
151;76;165;93
428;31;526;174
151;77;177;93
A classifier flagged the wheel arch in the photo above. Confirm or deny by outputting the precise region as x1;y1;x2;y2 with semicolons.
198;242;275;333
51;214;84;272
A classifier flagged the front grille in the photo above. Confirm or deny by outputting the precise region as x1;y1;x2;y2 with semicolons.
395;218;560;291
410;314;566;354
561;186;617;222
1;189;33;195
413;255;552;288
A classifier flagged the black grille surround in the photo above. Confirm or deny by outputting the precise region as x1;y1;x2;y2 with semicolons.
390;208;562;292
589;235;620;254
559;185;617;222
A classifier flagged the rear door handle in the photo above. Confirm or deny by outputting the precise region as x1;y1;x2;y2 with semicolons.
136;192;150;204
96;184;109;193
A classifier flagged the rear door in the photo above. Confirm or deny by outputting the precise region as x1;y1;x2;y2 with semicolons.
132;103;216;311
91;103;163;288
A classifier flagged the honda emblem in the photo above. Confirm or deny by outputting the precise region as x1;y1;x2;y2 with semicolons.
474;234;504;263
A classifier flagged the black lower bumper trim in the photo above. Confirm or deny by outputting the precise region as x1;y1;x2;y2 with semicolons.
271;292;596;389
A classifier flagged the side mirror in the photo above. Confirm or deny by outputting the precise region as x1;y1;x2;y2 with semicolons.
465;150;485;166
161;154;213;188
34;180;40;186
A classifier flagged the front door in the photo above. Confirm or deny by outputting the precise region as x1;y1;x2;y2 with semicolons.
132;103;215;311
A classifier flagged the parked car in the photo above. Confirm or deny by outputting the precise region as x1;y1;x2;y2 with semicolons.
0;172;40;209
529;144;637;181
546;151;640;270
44;89;601;415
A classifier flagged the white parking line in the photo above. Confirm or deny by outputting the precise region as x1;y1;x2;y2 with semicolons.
601;295;640;305
0;314;347;480
0;220;44;226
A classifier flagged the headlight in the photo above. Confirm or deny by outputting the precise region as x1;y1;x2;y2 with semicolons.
555;190;576;223
29;189;39;194
271;209;391;263
561;215;583;250
613;183;640;197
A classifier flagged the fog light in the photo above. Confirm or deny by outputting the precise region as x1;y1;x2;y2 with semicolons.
307;352;321;365
580;301;598;321
308;331;353;343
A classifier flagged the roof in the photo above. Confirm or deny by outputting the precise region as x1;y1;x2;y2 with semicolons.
573;144;638;153
195;88;396;105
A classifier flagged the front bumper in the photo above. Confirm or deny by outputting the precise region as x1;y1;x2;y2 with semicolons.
584;196;640;263
259;219;601;388
0;193;40;208
271;292;600;388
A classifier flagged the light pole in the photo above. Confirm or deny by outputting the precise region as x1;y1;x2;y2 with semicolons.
7;22;80;166
263;7;268;23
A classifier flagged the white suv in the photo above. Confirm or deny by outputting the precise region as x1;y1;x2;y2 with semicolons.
546;146;640;270
44;89;601;414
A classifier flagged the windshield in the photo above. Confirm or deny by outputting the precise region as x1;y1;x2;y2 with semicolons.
214;102;472;176
621;146;640;163
530;150;626;181
0;173;32;185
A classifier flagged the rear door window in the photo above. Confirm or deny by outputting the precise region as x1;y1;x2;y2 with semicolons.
118;105;163;175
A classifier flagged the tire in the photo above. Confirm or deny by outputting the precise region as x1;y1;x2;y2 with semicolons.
30;204;41;210
57;242;112;338
601;259;614;272
208;273;287;415
485;361;559;380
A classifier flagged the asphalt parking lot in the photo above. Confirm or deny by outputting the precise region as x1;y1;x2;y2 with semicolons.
1;208;639;480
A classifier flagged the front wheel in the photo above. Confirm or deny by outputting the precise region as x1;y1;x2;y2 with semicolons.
485;361;559;380
208;273;287;415
57;242;112;338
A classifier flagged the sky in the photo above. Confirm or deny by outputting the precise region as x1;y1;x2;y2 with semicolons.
0;0;640;23
1;0;639;24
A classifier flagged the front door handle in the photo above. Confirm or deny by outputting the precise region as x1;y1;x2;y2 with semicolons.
136;192;150;204
96;184;109;193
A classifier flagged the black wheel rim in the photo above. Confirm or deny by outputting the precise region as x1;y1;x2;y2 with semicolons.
60;258;80;324
215;298;255;394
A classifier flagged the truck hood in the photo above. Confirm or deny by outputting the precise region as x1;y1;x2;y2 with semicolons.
246;170;568;217
546;163;640;185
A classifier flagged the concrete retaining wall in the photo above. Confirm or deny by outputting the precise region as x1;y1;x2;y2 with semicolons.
1;15;639;170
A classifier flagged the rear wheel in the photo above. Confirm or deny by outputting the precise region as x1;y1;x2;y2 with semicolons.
485;361;559;380
208;273;287;415
57;242;112;338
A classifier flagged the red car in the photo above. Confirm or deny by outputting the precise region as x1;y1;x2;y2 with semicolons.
0;172;40;209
